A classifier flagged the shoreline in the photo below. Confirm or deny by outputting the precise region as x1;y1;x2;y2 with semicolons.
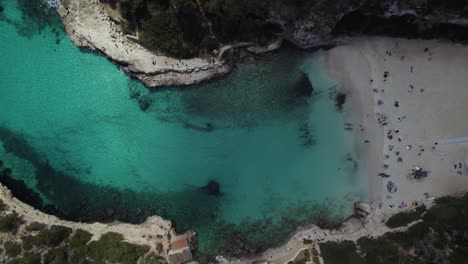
56;0;231;87
0;183;174;257
56;0;286;88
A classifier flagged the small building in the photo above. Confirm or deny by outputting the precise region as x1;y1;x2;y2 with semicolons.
167;237;194;264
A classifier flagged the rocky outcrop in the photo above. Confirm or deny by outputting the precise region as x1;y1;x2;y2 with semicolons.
272;0;468;48
354;202;371;217
56;0;231;87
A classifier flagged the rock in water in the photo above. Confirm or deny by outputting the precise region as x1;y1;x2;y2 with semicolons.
335;92;346;111
296;72;314;98
354;202;371;217
200;180;222;196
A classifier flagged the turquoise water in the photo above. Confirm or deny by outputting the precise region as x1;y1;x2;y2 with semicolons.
0;0;366;255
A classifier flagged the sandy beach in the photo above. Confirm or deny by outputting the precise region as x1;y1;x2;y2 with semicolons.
237;37;468;263
328;37;468;211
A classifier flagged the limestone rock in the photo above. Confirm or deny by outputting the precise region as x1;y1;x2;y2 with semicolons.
354;202;371;217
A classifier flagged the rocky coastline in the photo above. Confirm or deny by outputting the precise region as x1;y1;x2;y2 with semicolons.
56;0;468;88
56;0;231;87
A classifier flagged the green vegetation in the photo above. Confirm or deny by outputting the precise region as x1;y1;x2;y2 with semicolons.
43;247;68;264
25;221;46;232
320;193;468;263
104;0;280;58
20;235;34;251
68;229;92;248
87;232;150;264
4;241;22;258
320;241;363;264
0;213;22;233
14;228;151;263
33;225;72;247
385;205;426;228
7;252;41;264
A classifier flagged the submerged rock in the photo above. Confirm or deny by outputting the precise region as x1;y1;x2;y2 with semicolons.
199;180;222;197
335;92;346;112
296;72;314;98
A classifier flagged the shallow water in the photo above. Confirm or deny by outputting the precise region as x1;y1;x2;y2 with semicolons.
0;0;366;254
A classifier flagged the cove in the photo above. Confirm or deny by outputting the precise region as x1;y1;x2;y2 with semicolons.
0;0;366;255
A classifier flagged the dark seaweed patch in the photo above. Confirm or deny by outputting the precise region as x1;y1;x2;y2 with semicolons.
335;92;346;112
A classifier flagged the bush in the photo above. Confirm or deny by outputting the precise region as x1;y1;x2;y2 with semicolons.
4;241;22;258
69;229;92;248
7;252;41;264
319;241;363;264
21;235;34;251
386;205;426;228
33;225;72;247
25;222;46;232
0;213;22;233
87;232;150;264
43;247;68;264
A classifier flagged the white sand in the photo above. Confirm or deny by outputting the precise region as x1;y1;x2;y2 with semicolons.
328;37;468;211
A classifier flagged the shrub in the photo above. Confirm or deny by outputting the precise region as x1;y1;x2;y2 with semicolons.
4;241;22;258
156;242;163;254
319;241;363;264
87;232;150;264
21;235;34;251
386;205;426;228
25;222;46;232
43;247;68;264
0;213;22;233
69;229;92;248
33;225;72;247
7;252;41;264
